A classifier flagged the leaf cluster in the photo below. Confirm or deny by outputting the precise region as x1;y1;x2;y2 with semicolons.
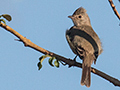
0;14;12;24
37;55;60;70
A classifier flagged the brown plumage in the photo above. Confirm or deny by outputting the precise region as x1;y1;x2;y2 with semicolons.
66;7;102;87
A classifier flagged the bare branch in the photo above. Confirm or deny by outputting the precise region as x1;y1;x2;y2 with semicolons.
0;22;120;87
108;0;120;20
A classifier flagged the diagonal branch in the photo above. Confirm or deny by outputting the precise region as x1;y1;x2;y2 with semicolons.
108;0;120;20
0;22;120;87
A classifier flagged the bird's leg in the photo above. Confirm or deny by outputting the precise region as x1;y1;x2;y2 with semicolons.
73;55;77;61
69;55;77;68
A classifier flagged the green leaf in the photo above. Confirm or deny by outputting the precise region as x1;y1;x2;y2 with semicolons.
0;19;6;24
39;55;48;63
38;55;51;70
48;57;55;67
54;60;59;68
39;56;44;61
37;62;42;70
2;14;12;21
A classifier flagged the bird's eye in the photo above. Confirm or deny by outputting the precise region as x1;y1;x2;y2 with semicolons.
79;15;82;18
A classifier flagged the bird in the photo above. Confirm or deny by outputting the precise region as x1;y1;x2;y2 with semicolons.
66;7;102;87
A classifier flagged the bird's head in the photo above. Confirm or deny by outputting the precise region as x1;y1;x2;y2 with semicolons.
68;7;91;27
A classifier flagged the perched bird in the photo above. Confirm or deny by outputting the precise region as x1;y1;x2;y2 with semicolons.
66;7;102;87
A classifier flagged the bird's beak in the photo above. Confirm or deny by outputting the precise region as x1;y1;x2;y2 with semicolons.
68;15;73;19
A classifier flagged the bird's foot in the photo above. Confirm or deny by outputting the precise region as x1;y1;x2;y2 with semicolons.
68;55;77;68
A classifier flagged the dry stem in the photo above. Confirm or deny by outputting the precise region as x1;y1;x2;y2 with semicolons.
108;0;120;20
0;22;120;87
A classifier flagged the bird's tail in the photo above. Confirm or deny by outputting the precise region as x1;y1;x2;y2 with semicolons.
80;54;94;87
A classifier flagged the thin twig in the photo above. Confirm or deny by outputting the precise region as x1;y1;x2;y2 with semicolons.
0;22;120;87
108;0;120;20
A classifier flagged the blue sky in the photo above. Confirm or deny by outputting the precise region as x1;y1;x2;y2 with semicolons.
0;0;120;90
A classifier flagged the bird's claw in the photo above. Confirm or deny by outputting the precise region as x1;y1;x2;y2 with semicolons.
68;55;77;68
